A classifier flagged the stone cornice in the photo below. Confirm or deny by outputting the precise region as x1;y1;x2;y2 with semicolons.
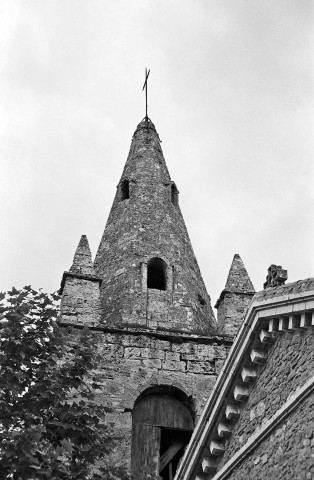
57;321;234;346
174;283;314;480
59;271;103;295
210;375;314;480
214;289;255;309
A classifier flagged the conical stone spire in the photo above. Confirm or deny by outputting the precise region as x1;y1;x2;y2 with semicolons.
224;254;255;293
215;254;255;336
94;117;216;334
70;235;95;276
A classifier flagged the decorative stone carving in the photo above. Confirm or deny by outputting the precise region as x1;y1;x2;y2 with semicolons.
263;264;288;289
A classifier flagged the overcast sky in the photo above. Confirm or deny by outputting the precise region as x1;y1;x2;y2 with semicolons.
1;0;313;309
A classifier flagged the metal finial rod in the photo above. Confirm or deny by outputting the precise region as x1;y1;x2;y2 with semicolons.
142;68;150;119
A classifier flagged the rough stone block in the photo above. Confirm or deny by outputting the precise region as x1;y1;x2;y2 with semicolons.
186;361;215;374
124;347;141;358
165;351;181;361
215;359;226;374
172;342;196;355
122;359;142;369
99;344;124;359
140;348;165;360
162;360;186;372
142;359;162;369
197;344;217;359
121;335;148;347
154;339;171;351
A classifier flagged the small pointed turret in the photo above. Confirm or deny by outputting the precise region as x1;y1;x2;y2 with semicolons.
215;254;255;336
94;117;217;334
70;235;95;276
59;235;102;326
224;254;255;293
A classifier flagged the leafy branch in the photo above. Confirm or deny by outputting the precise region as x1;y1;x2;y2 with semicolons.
0;286;129;480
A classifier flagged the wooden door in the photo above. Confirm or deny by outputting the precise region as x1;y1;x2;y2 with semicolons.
131;393;193;479
131;424;161;479
132;394;194;430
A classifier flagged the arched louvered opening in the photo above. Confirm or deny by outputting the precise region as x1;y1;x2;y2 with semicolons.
147;257;167;290
120;179;130;201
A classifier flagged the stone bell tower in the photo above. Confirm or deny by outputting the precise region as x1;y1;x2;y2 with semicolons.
59;116;236;479
94;117;216;334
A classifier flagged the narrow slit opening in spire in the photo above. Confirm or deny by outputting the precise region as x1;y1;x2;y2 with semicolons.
198;294;206;306
171;182;179;207
120;179;130;201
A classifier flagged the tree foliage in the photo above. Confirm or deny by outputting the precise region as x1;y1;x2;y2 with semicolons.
0;286;128;480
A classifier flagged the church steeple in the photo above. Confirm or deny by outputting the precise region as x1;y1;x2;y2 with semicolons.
94;117;216;334
57;113;234;480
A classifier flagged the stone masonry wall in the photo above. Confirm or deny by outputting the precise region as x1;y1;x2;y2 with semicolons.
224;388;314;480
216;292;253;337
221;328;314;466
64;327;231;474
60;276;102;326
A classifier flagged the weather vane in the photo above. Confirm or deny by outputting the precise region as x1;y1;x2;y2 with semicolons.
142;68;150;120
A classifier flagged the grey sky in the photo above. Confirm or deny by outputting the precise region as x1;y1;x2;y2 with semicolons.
1;0;313;308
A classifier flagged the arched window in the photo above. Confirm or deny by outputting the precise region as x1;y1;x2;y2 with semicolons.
131;386;194;480
171;182;179;207
147;257;167;290
120;179;130;201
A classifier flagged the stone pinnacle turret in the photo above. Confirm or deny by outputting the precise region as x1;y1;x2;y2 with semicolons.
215;254;255;336
59;235;102;326
70;235;95;276
94;117;217;334
224;254;255;293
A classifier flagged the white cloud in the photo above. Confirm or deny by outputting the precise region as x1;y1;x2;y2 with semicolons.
0;0;313;305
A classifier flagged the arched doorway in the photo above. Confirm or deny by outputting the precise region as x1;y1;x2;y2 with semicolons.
131;387;194;479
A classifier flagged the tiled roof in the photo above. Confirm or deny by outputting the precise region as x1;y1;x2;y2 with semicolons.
254;278;314;301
